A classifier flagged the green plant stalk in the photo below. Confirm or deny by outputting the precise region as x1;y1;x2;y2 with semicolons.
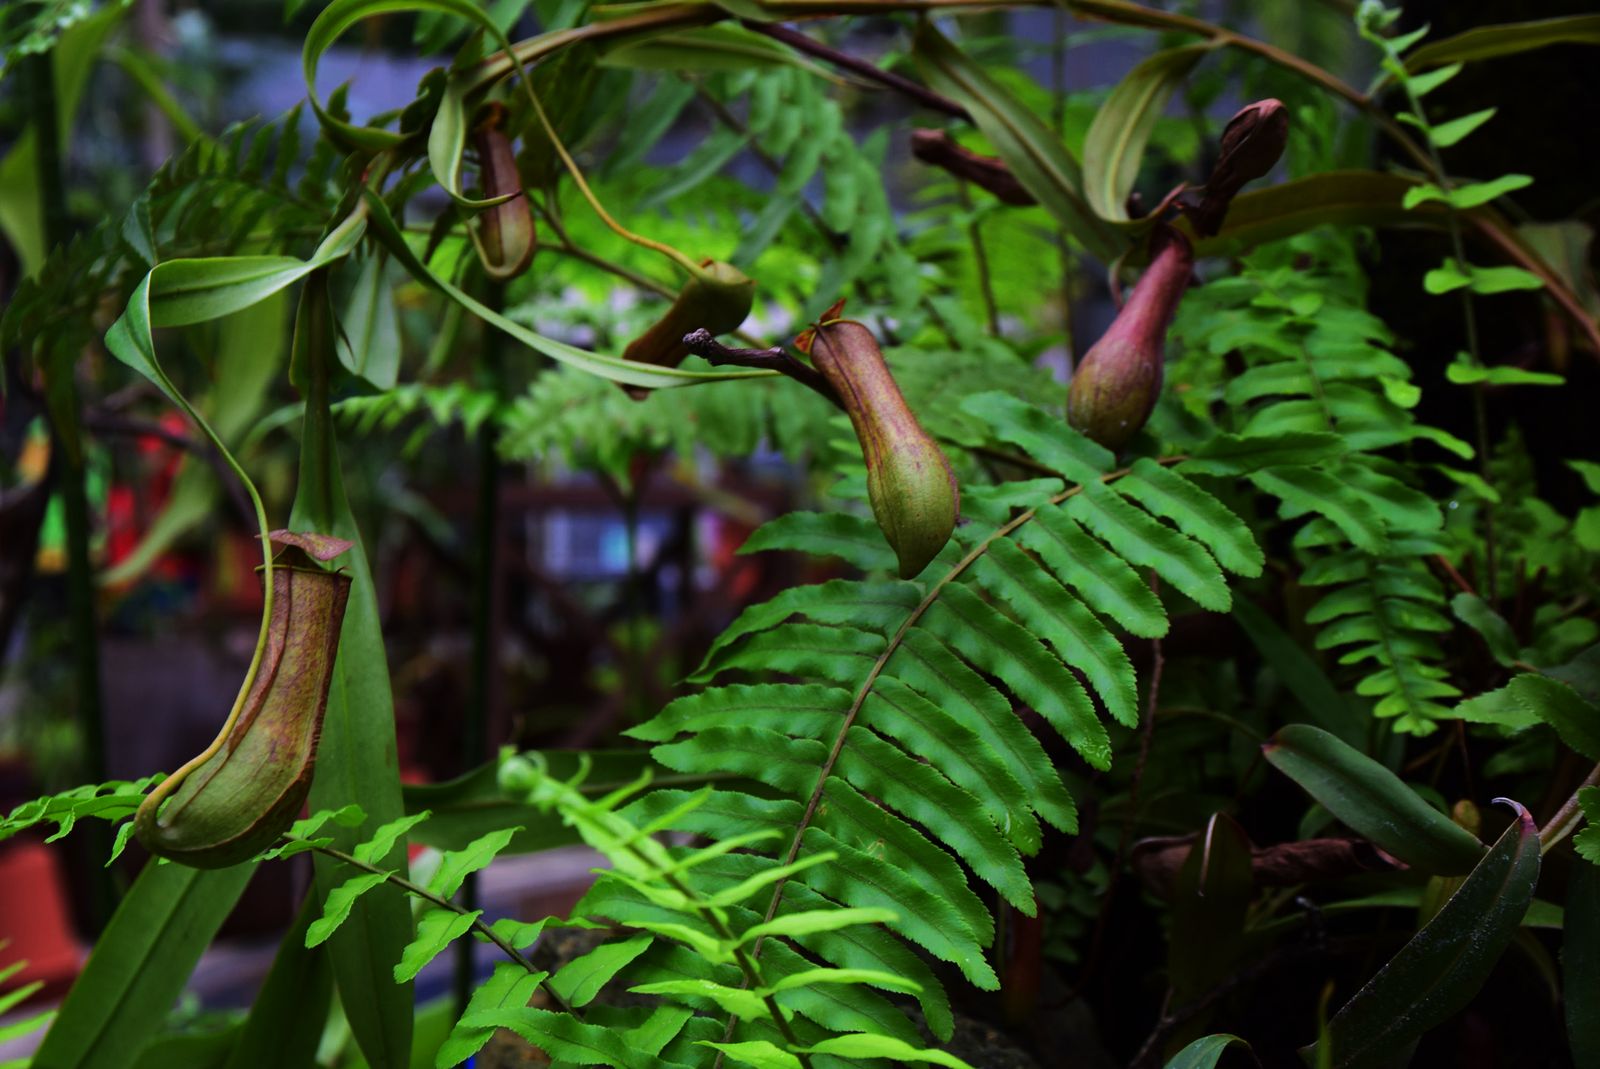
27;47;113;930
1540;763;1600;852
1371;29;1499;598
455;281;506;1030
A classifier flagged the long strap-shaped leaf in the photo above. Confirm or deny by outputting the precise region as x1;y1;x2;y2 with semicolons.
1315;802;1541;1069
31;862;254;1069
360;188;773;389
910;22;1126;263
287;273;415;1069
1082;43;1215;222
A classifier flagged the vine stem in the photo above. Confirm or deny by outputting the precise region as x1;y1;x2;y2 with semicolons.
308;842;579;1018
717;455;1189;1047
463;0;1600;352
1540;763;1599;852
1370;28;1499;599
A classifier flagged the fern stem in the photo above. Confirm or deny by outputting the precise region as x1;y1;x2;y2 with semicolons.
307;842;579;1018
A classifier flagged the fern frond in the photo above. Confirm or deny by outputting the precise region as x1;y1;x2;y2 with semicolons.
1171;229;1464;733
619;393;1261;1027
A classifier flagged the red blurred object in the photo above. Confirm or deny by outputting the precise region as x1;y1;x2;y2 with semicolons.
0;839;83;1003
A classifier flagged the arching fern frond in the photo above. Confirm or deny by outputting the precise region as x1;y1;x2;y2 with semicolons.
1171;230;1465;733
614;393;1265;1026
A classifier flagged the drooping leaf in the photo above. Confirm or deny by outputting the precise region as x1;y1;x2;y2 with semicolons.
1316;804;1540;1068
31;862;253;1069
1082;44;1213;221
1405;16;1600;70
220;894;333;1069
911;22;1124;262
1263;725;1484;874
1165;1034;1250;1069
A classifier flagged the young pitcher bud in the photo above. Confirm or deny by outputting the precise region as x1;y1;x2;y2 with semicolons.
806;318;958;579
1067;225;1194;450
134;532;353;868
1190;99;1289;236
469;107;536;281
621;261;754;398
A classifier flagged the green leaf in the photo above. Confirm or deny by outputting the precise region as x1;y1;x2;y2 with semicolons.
361;190;772;390
798;1033;977;1068
911;22;1124;262
924;582;1110;769
1507;674;1600;760
353;810;433;865
434;961;549;1069
895;627;1078;833
464;1006;676;1065
1444;357;1562;386
961;392;1114;483
1402;174;1532;211
1252;466;1387;554
691;580;920;680
695;621;880;682
631;978;769;1019
738;907;897;945
1400;62;1461;98
1016;505;1168;637
1405;15;1600;70
863;676;1040;853
221;894;334;1069
303;0;519;151
600;24;827;73
1195;171;1435;257
1450;593;1519;666
1068;481;1231;611
1410;107;1496;148
32;862;253;1069
738;511;899;573
802;826;998;989
290;275;414;1069
428;826;521;898
1119;459;1263;577
700;1040;801;1069
1317;804;1541;1068
1425;259;1543;296
394;907;481;983
335;252;400;390
973;540;1138;727
1233;599;1363;747
306;871;392;948
765;965;918;995
550;934;653;1007
1264;725;1485;874
693;851;956;1041
1082;44;1213;221
836;723;1033;910
1576;789;1600;865
1165;1034;1249;1069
